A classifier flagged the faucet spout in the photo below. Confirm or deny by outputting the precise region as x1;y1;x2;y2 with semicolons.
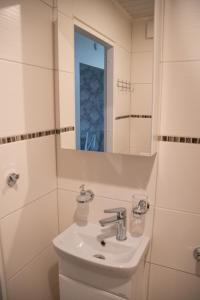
99;207;127;241
99;215;118;227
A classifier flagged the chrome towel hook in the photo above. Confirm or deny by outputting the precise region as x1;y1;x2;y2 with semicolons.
7;173;20;187
193;247;200;262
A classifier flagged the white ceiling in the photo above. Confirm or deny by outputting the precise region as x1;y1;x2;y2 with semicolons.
115;0;154;19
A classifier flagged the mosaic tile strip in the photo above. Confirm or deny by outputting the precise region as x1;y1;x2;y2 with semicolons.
115;115;152;120
115;115;130;120
158;135;200;144
131;115;152;119
0;126;75;145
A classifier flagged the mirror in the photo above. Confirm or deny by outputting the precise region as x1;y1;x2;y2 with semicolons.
55;0;159;156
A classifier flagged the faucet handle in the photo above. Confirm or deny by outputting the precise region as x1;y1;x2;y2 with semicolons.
104;207;126;218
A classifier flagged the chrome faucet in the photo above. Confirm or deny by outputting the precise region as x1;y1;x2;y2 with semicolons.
99;207;127;241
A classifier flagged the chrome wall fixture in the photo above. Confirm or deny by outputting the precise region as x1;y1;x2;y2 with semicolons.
76;184;94;203
7;173;20;187
193;247;200;262
132;199;150;216
117;79;132;92
99;207;127;241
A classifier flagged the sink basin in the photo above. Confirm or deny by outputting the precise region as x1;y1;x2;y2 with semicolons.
53;223;150;276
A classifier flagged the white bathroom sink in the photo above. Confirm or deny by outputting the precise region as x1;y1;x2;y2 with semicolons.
53;223;150;276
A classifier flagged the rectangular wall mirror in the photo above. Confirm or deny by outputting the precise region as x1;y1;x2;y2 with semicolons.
55;0;161;156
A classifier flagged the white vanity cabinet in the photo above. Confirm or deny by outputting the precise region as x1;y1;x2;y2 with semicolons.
59;275;126;300
53;223;150;300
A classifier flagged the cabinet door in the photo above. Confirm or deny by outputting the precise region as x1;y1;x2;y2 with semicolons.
59;275;126;300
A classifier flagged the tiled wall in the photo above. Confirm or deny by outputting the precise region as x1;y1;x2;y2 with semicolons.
1;1;200;300
55;1;157;300
130;19;154;154
0;1;59;299
149;1;200;299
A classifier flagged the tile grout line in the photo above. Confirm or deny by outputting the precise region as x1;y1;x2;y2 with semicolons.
147;2;168;298
7;243;53;281
0;188;58;221
39;0;54;9
132;50;153;54
0;57;74;74
154;206;200;217
57;187;135;204
149;262;198;277
162;59;200;64
0;57;53;72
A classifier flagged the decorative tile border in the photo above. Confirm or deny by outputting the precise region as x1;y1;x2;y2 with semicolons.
158;135;200;144
0;126;75;145
131;114;152;119
115;114;152;120
115;115;130;120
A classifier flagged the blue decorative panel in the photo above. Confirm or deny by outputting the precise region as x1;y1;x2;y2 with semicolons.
80;63;104;151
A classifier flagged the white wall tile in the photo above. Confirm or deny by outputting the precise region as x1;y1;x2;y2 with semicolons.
130;118;152;154
146;157;157;207
7;246;59;300
56;13;74;72
131;84;153;115
132;52;153;83
0;60;54;136
57;0;74;17
0;245;6;299
58;189;76;231
0;190;58;279
114;46;131;80
160;61;200;136
57;149;156;202
163;0;200;62
0;0;53;68
60;132;76;150
58;0;132;51
151;208;200;274
58;189;91;232
132;19;154;53
157;142;200;214
58;71;75;127
41;0;53;7
115;90;131;117
0;136;57;218
149;264;200;300
114;118;130;154
142;262;150;300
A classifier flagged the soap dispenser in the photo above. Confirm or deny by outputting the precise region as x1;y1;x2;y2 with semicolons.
76;184;94;203
75;185;94;226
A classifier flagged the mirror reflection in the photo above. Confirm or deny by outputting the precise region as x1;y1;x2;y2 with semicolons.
75;30;108;152
56;0;156;155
